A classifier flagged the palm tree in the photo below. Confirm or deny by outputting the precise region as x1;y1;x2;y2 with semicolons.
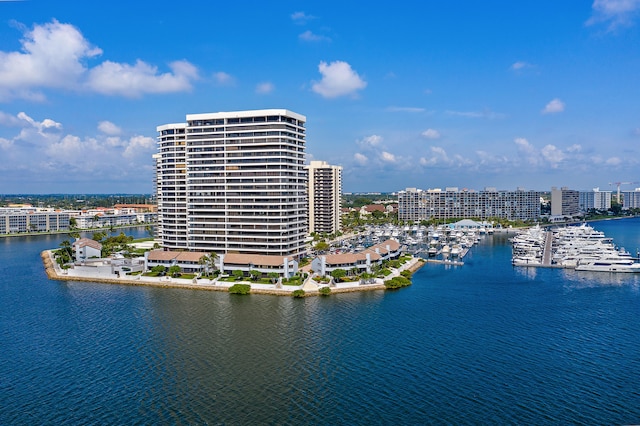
198;253;218;277
331;268;347;283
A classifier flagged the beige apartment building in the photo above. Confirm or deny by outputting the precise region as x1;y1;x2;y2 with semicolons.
307;160;342;235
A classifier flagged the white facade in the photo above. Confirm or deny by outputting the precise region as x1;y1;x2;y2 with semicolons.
579;188;612;211
156;123;188;249
156;109;308;257
308;160;342;235
0;208;70;234
398;187;541;222
622;188;640;210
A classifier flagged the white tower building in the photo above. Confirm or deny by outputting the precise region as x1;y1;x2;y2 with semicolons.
156;109;307;256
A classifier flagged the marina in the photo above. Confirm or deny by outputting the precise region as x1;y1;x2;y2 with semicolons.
511;222;640;272
329;220;494;265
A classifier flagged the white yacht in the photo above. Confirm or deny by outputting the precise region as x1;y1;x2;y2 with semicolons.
575;258;640;273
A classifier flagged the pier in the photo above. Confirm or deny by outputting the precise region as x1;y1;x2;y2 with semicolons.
541;231;553;266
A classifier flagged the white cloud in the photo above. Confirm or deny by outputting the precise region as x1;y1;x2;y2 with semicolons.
380;151;396;163
354;152;368;165
299;30;331;42
541;144;565;167
16;111;62;133
0;20;198;101
586;0;640;30
421;128;441;140
387;106;426;113
312;60;367;98
0;137;12;149
213;71;235;86
0;111;157;188
0;20;101;100
420;146;451;166
445;109;506;119
98;121;121;136
542;98;565;114
87;59;197;97
510;61;531;71
605;156;622;165
123;135;155;158
256;82;274;94
357;134;382;148
291;11;315;24
514;137;534;153
566;144;582;153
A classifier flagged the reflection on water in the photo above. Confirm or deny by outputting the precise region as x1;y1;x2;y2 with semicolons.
1;224;640;424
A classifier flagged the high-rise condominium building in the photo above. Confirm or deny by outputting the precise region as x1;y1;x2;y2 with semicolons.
156;109;307;256
307;160;342;235
397;187;541;222
551;187;579;217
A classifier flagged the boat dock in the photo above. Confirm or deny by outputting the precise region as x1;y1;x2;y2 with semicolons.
542;231;554;266
512;223;640;271
424;259;464;266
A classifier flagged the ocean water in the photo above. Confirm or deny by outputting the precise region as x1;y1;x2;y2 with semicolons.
1;222;639;424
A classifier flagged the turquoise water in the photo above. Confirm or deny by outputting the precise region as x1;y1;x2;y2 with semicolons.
1;222;640;424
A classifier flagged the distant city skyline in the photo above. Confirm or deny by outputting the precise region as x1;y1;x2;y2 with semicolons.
0;1;639;194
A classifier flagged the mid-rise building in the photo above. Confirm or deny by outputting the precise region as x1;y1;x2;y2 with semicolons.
156;109;307;256
622;188;640;210
397;187;541;222
551;187;579;217
579;188;612;212
307;160;342;235
0;208;70;234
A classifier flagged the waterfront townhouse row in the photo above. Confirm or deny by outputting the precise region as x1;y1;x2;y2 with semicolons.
143;239;401;278
311;239;402;276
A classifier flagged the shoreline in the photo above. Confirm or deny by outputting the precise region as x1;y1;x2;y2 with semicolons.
42;251;425;297
2;223;153;239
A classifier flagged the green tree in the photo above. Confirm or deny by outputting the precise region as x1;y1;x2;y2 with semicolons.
314;241;329;252
249;270;261;281
267;272;280;284
229;284;251;295
151;265;166;275
168;265;181;278
232;270;245;281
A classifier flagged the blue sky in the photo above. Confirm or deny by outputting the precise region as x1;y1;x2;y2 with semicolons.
0;1;639;194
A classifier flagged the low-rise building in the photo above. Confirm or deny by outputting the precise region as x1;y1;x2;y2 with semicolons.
311;239;402;276
72;238;103;261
